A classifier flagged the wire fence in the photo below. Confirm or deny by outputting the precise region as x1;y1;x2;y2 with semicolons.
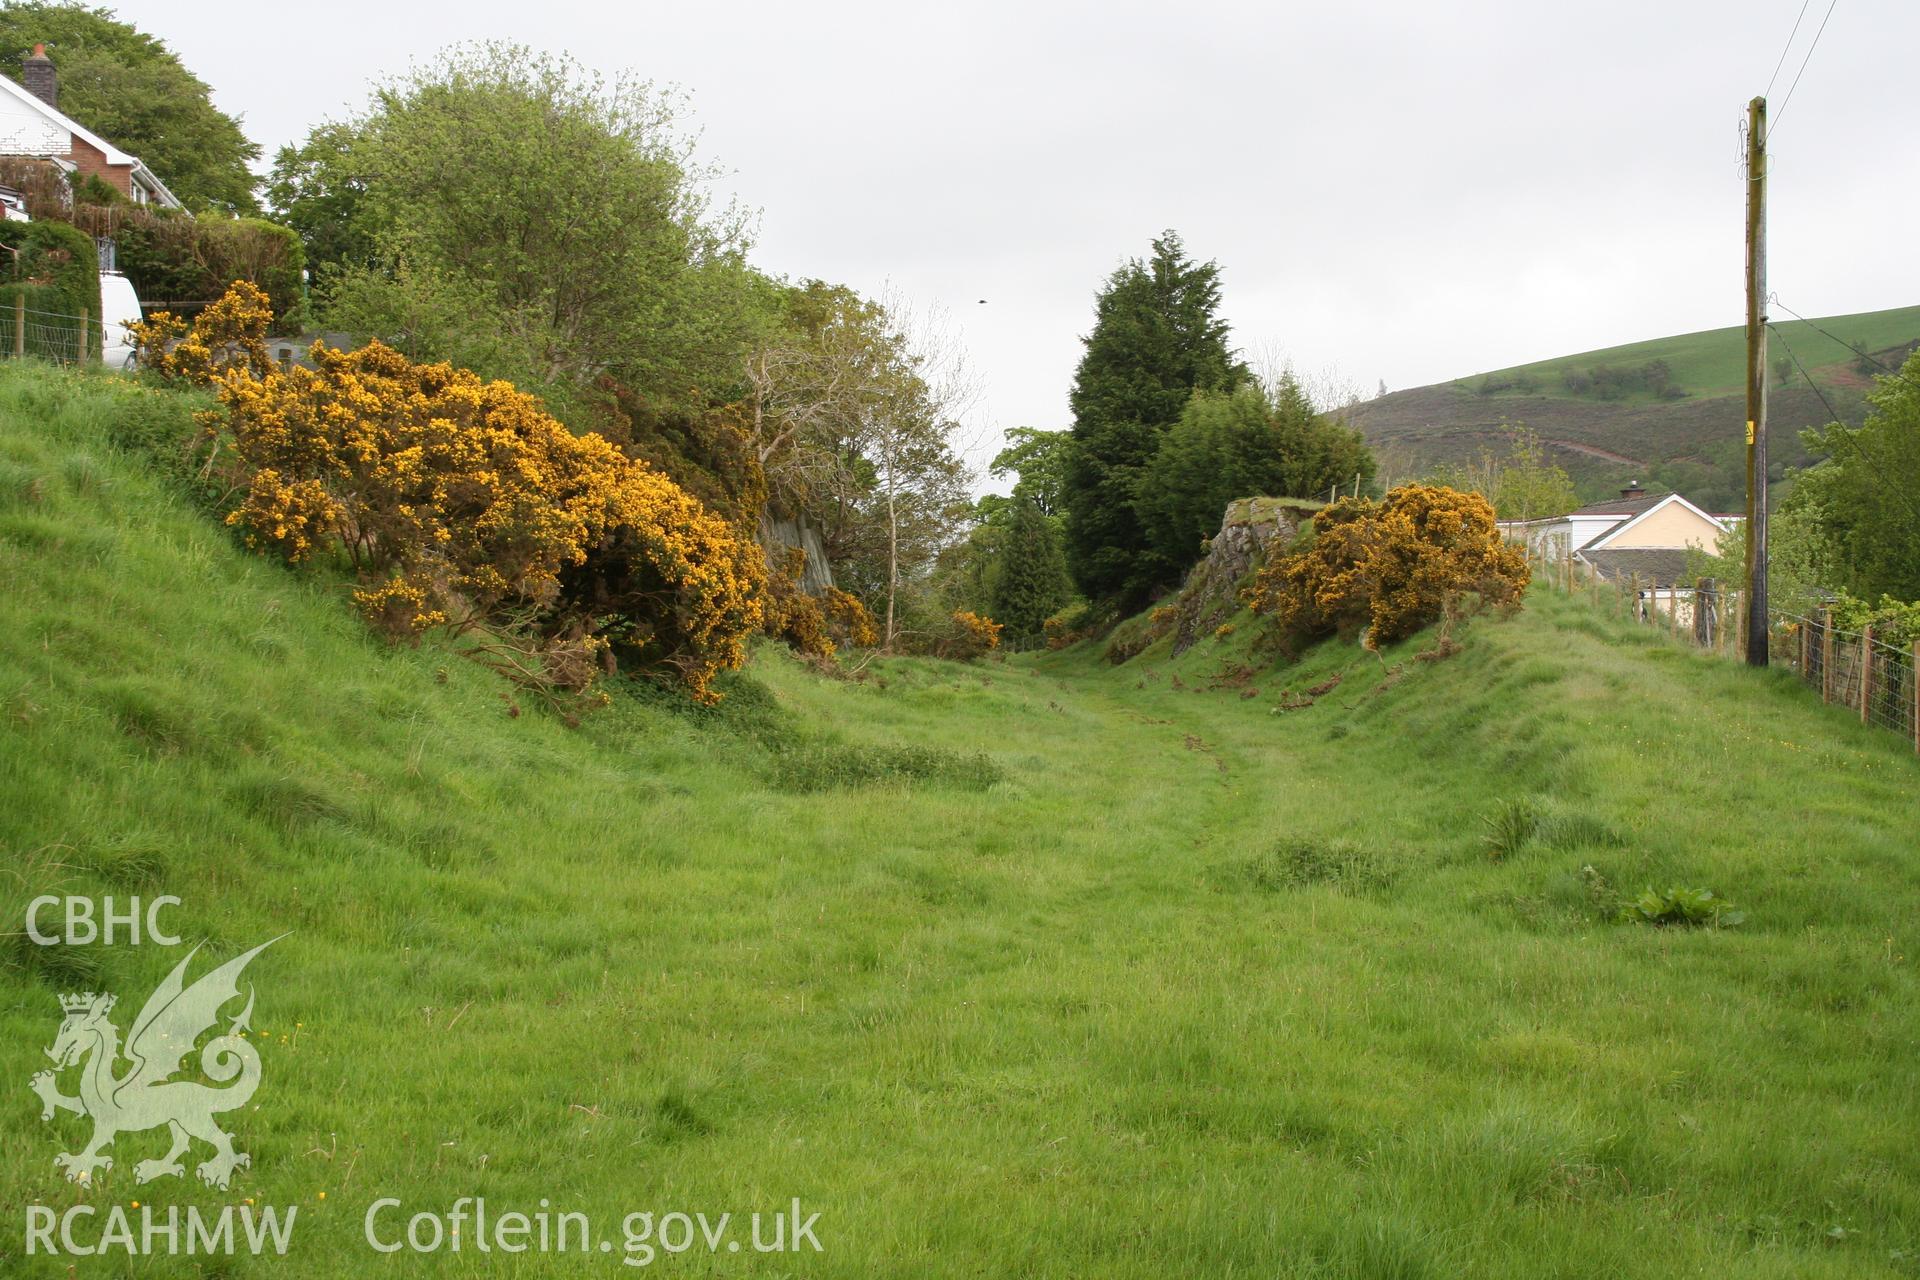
1529;547;1920;755
0;299;109;365
1786;609;1919;744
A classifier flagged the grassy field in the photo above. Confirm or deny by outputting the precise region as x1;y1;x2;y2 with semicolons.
2;364;1918;1277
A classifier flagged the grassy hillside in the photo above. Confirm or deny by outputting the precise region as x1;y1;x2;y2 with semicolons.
1469;305;1920;401
2;364;1918;1277
1351;304;1920;513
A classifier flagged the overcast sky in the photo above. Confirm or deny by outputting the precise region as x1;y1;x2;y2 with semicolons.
101;0;1919;476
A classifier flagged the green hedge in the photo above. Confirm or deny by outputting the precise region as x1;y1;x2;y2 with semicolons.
108;210;307;334
0;219;104;360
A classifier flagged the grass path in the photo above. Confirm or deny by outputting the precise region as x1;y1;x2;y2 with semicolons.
1;366;1916;1277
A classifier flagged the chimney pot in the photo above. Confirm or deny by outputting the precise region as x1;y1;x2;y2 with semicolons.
23;42;56;109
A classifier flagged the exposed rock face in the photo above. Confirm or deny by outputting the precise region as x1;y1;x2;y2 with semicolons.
1167;497;1318;655
758;511;836;594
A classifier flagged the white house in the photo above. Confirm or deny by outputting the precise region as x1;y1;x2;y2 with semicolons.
1499;482;1739;588
0;45;182;210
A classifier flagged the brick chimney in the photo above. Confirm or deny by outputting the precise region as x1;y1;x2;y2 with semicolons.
23;43;55;109
1619;480;1645;499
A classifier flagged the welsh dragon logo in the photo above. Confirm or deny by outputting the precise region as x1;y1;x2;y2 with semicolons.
29;937;281;1190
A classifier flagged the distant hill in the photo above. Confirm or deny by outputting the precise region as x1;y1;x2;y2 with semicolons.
1349;304;1920;512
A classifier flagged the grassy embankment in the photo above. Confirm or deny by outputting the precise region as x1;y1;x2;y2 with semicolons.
1;364;1916;1277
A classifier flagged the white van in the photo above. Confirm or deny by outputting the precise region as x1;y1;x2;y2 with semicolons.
98;270;143;370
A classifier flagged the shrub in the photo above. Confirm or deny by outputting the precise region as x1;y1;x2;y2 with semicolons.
822;587;878;649
1827;591;1920;648
128;281;274;385
598;380;767;528
0;218;104;359
92;209;308;334
1044;602;1095;650
1248;484;1530;650
760;554;876;663
939;610;1003;661
763;547;834;658
178;286;765;704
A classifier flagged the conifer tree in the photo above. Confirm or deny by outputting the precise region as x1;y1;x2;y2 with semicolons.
989;496;1073;642
1059;232;1244;605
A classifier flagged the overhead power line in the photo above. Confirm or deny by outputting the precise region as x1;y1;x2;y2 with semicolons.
1764;0;1812;100
1768;322;1920;525
1769;295;1920;392
1767;0;1840;140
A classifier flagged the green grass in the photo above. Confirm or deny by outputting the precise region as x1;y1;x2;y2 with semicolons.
2;363;1918;1277
1462;303;1920;400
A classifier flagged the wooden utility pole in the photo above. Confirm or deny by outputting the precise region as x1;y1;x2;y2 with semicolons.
1743;96;1770;666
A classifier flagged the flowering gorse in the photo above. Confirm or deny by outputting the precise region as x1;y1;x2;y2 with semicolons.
164;284;767;704
943;610;1003;660
1249;484;1529;649
127;281;274;385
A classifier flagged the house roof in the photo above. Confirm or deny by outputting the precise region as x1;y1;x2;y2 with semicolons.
1569;493;1665;518
1577;547;1699;587
1580;492;1728;551
0;72;182;209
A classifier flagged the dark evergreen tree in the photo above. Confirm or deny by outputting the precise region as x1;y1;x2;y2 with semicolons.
989;496;1073;642
1060;231;1244;605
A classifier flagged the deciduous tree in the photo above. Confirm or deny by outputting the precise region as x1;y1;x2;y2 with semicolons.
1791;352;1920;601
286;44;770;420
1136;376;1375;574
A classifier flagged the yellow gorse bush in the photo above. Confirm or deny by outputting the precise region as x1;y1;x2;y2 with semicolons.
128;280;274;385
822;588;878;649
760;550;879;662
159;284;765;704
944;610;1003;660
1249;484;1529;648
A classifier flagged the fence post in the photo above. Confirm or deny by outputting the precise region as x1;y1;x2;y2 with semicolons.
1628;572;1640;622
1798;614;1808;674
1669;587;1679;640
11;293;21;359
76;305;87;364
1912;641;1919;755
1860;624;1873;725
1821;610;1834;704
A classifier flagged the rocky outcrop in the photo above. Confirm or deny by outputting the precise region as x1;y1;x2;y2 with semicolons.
1167;497;1318;654
758;511;835;594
